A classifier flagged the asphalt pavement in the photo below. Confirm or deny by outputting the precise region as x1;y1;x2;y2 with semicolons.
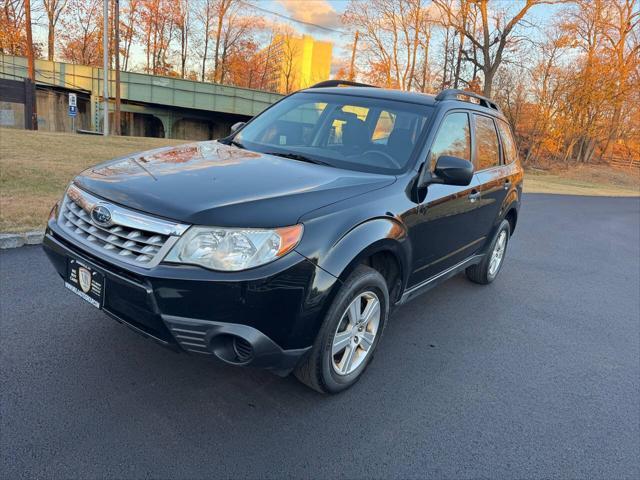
1;193;639;479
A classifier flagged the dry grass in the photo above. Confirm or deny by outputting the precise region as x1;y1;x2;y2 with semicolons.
0;128;187;232
524;164;640;197
1;128;638;233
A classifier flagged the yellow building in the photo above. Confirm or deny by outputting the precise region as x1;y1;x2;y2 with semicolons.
259;34;333;93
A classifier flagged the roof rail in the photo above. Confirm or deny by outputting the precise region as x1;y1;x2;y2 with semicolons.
435;89;500;112
309;80;378;89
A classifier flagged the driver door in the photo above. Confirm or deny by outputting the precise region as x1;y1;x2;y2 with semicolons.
406;111;485;286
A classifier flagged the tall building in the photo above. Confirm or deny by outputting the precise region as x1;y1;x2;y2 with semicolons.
257;34;333;93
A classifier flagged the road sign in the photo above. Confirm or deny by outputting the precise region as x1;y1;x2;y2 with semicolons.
68;105;77;117
69;93;77;107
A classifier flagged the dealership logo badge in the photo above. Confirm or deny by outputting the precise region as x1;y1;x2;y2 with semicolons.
78;267;92;293
91;205;112;226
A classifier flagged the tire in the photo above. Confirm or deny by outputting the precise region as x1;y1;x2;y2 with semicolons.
294;265;389;394
465;219;510;285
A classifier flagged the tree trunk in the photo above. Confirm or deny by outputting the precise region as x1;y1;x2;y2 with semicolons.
348;30;359;81
201;16;210;81
453;31;464;88
47;18;55;61
483;66;493;97
442;27;450;89
181;23;187;78
213;12;224;83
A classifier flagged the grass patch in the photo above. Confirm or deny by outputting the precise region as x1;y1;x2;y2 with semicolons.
1;128;638;233
1;128;187;232
524;165;639;197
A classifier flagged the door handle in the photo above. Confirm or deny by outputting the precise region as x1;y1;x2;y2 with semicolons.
504;180;512;190
468;190;481;203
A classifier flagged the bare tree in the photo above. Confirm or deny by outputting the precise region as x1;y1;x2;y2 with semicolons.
343;0;427;90
434;0;561;96
212;0;234;82
175;0;191;78
43;0;68;60
120;0;140;71
196;0;214;81
279;27;300;94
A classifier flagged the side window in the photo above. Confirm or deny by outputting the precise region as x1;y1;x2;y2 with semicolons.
429;112;471;170
474;115;501;170
371;110;396;144
497;119;517;164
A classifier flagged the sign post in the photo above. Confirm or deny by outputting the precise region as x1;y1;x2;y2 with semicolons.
68;93;77;131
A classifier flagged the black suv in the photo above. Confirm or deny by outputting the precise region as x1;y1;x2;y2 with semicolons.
43;82;523;393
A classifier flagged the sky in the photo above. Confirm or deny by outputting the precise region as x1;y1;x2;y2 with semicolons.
31;0;565;75
252;0;563;69
246;0;354;61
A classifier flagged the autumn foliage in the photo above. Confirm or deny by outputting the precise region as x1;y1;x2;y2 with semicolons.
1;0;638;166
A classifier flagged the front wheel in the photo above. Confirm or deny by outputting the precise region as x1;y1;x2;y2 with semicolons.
465;219;510;284
294;265;389;394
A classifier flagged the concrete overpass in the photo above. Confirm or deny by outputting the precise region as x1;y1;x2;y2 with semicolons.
0;54;282;139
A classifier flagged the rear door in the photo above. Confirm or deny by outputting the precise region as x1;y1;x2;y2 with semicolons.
472;113;510;241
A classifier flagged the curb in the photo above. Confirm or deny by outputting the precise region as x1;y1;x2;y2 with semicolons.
0;231;45;249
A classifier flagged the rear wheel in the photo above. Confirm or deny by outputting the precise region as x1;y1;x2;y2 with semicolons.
294;265;388;394
465;220;510;284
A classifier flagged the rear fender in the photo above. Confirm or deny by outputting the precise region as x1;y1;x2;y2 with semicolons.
483;192;519;252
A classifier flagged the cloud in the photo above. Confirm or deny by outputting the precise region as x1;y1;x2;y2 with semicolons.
331;57;349;77
424;2;447;24
277;0;342;31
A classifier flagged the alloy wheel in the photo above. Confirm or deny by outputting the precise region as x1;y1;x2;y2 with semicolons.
331;291;381;376
488;230;507;276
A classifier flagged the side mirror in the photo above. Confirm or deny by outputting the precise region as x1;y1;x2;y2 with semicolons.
428;155;474;186
230;121;245;134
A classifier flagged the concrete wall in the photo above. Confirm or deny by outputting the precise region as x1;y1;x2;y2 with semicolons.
113;112;165;138
2;83;244;141
35;89;91;132
171;118;234;140
0;102;25;129
1;88;91;132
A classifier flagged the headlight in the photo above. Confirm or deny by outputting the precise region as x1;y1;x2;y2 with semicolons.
165;224;303;271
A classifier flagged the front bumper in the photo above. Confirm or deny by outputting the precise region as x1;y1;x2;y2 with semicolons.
43;222;338;374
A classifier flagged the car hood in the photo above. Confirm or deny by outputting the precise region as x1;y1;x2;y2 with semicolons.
74;141;395;227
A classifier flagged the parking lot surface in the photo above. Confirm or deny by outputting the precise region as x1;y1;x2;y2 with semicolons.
1;194;639;479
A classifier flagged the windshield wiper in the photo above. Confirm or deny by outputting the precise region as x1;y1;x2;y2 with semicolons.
265;151;331;167
230;139;245;149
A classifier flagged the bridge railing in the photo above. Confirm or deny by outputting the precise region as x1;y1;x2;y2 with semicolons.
0;54;283;118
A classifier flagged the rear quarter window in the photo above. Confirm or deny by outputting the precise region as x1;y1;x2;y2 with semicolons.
497;119;518;164
474;114;501;170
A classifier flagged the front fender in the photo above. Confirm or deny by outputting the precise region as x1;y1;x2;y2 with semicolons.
297;216;411;290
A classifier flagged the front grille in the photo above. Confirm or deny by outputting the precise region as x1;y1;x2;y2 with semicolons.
58;184;189;268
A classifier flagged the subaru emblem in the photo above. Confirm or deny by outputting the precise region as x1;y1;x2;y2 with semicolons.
91;205;112;226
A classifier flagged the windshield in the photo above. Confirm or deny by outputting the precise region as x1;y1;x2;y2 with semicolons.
231;92;433;174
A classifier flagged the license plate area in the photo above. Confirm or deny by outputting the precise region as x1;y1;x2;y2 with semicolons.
65;258;104;309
